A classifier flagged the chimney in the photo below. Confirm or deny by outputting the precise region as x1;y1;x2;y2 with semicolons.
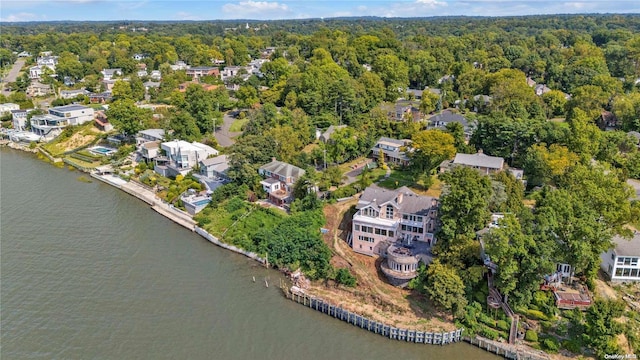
397;192;403;204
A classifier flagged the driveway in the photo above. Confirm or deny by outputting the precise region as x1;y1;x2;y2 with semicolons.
214;111;243;147
1;58;25;97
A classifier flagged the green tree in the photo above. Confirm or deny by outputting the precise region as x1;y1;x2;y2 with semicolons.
372;53;409;101
437;166;493;252
410;129;456;172
167;109;202;142
424;260;467;316
106;99;151;135
583;300;625;358
112;80;133;101
56;51;84;81
541;90;568;118
419;91;440;115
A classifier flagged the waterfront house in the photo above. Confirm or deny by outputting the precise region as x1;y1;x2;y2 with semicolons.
371;137;412;167
30;104;95;138
11;109;29;131
181;190;211;215
600;233;640;282
441;151;504;175
154;140;218;177
258;159;305;206
351;184;439;256
199;154;230;179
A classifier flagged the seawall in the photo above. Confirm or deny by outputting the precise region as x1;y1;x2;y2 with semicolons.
284;286;463;345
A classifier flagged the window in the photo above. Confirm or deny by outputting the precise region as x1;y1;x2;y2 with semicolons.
417;216;423;222
386;205;394;219
611;253;615;260
615;268;623;276
354;225;360;231
389;231;394;237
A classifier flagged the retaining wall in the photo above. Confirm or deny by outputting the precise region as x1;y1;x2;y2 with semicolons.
284;288;463;345
195;226;266;264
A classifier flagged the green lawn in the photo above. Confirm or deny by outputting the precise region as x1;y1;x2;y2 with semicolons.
229;118;249;132
377;169;416;189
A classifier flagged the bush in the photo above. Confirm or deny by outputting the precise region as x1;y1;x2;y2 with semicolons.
541;337;560;353
334;268;356;287
525;330;538;342
562;339;582;353
480;326;499;340
524;309;549;321
479;313;495;327
496;320;510;332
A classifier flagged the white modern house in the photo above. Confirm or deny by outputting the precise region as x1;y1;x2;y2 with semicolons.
601;233;640;282
136;128;165;147
11;109;29;131
154;140;218;177
30;105;94;138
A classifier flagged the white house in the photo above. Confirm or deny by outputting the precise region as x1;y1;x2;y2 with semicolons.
11;109;29;130
0;103;20;116
101;68;122;80
30;105;94;138
155;140;218;177
59;89;89;100
29;66;43;80
601;233;640;282
136;128;165;146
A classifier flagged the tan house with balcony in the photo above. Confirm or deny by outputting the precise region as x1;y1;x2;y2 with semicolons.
351;184;438;256
258;159;305;206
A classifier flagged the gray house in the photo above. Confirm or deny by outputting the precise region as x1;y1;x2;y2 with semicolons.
428;110;475;140
199;155;230;179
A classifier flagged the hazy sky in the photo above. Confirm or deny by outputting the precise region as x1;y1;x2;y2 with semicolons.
1;0;639;22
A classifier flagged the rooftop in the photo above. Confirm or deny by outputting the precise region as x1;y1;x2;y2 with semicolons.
356;184;436;216
259;159;305;180
453;152;504;170
429;110;469;127
611;232;640;257
51;104;91;112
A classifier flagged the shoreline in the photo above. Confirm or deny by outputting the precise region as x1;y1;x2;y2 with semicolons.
2;144;547;359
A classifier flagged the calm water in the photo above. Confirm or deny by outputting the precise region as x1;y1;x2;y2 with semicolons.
0;148;498;360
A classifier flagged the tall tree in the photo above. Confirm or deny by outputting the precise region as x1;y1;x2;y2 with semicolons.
410;129;455;173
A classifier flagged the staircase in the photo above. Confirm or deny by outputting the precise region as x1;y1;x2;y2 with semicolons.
487;272;519;345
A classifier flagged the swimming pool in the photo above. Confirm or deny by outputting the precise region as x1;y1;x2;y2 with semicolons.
89;146;117;156
193;199;211;206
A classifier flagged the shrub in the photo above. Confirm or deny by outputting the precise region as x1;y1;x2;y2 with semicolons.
479;313;495;327
525;309;549;321
562;339;582;353
496;320;510;332
480;326;499;340
541;337;560;353
334;268;357;287
525;330;538;342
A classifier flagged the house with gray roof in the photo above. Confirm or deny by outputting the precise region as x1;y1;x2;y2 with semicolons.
200;154;230;180
600;232;640;282
442;151;504;175
371;137;412;167
428;110;475;140
352;184;439;256
258;158;305;206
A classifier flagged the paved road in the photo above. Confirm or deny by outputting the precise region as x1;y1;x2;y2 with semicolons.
214;112;242;147
1;58;25;97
